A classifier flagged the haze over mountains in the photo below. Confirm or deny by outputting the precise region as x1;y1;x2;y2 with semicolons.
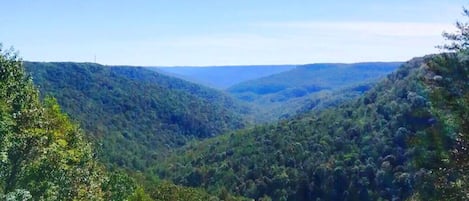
155;65;296;89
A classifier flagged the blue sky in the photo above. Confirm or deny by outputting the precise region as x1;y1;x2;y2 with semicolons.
1;0;466;66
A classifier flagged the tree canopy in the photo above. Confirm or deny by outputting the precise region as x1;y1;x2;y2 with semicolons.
0;45;107;200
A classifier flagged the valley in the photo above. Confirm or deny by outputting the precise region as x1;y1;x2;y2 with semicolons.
14;54;468;201
1;2;468;201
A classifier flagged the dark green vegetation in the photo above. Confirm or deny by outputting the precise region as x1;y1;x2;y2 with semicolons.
155;65;296;89
24;62;251;171
227;62;401;121
153;54;468;200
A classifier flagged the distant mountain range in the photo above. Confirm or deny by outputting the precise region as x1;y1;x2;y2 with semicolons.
153;65;296;89
228;62;402;98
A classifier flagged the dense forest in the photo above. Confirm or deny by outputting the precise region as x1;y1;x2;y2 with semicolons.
153;53;468;201
21;61;399;174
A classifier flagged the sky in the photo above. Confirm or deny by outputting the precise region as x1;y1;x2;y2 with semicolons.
0;0;467;66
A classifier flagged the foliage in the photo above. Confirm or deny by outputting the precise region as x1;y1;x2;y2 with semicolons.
145;181;249;201
418;53;469;200
439;7;469;52
128;187;153;201
1;189;32;201
0;45;106;200
420;9;469;199
102;170;138;201
148;181;213;201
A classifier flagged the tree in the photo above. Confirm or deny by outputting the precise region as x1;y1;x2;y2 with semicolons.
0;45;106;200
422;8;469;199
439;8;469;52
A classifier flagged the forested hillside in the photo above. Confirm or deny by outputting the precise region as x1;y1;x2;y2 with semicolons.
152;54;468;200
24;62;251;170
227;62;401;121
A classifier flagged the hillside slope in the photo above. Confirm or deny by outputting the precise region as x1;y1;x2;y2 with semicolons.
24;62;251;170
153;55;468;200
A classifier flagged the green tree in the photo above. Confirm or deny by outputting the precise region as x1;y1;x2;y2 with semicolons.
128;187;152;201
102;171;137;200
427;6;469;200
440;8;469;52
0;45;105;200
